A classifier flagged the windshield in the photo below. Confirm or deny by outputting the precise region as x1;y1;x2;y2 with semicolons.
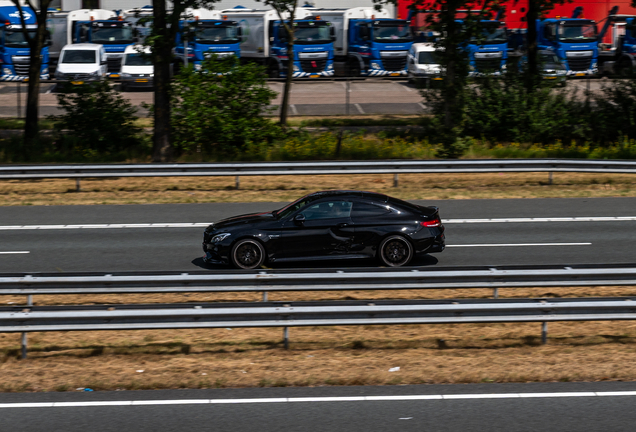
558;23;597;42
471;23;508;44
124;53;153;66
373;23;413;43
61;50;97;64
4;30;37;48
540;53;560;63
417;51;437;64
91;25;133;44
294;24;331;44
274;194;320;219
195;25;239;44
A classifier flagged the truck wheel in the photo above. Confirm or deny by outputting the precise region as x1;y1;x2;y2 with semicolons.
618;58;634;77
268;62;280;78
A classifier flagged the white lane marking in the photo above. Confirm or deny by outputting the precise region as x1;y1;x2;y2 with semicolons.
0;251;30;254
0;216;635;231
354;103;365;114
447;243;592;248
0;223;211;230
2;391;636;408
445;217;636;224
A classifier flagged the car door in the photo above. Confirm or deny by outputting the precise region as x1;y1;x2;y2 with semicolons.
350;200;395;256
280;200;354;260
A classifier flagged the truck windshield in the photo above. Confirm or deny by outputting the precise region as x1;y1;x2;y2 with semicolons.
373;23;413;43
480;23;507;44
61;50;96;64
195;25;239;44
91;25;133;44
4;29;37;48
418;51;437;64
558;23;597;42
294;24;331;44
124;53;153;66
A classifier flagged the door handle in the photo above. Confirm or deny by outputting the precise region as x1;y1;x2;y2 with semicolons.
337;222;349;228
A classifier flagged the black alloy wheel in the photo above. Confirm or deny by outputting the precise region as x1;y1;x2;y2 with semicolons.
378;235;413;267
231;239;266;269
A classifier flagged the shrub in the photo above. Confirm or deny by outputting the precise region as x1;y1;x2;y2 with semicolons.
48;81;144;159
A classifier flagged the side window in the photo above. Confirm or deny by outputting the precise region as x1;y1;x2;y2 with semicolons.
351;201;392;219
544;24;555;40
301;201;352;220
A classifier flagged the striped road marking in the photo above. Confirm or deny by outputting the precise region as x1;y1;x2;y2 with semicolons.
447;243;592;248
0;216;634;231
2;391;636;408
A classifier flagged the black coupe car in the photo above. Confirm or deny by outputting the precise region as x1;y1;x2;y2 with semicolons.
202;190;445;269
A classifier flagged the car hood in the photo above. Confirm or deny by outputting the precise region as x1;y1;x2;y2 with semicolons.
211;211;276;230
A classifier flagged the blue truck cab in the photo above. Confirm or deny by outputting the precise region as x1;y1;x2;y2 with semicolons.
0;2;49;81
537;7;598;77
463;19;508;76
175;10;241;70
222;8;335;79
308;8;413;77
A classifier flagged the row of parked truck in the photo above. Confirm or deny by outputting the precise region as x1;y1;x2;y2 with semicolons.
1;1;636;85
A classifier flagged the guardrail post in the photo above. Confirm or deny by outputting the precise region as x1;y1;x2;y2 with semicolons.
76;178;81;192
493;288;499;299
541;322;548;345
263;291;268;302
548;172;553;185
235;175;240;190
393;173;399;188
20;294;33;360
283;327;289;349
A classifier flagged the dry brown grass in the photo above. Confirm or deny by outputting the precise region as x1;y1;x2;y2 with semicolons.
1;172;635;206
2;286;636;392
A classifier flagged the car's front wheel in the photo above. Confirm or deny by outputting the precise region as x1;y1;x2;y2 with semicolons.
231;239;266;269
378;235;413;267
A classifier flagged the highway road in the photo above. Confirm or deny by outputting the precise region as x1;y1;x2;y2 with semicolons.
2;382;636;431
0;196;634;273
0;77;606;117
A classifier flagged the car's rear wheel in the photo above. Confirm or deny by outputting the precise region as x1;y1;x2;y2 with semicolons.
231;239;266;269
378;235;413;267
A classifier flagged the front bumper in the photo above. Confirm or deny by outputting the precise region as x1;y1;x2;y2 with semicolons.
364;69;407;77
1;73;50;82
291;69;335;78
120;77;154;87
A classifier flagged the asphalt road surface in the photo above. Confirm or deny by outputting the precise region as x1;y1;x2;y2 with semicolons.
2;382;636;432
0;77;608;118
0;197;634;273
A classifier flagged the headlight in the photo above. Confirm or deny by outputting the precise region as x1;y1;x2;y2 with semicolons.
120;73;131;78
293;64;299;72
557;70;567;76
54;70;64;78
89;70;99;77
3;67;12;75
194;64;202;71
371;62;381;70
41;67;48;74
150;73;154;77
211;233;231;243
327;63;333;70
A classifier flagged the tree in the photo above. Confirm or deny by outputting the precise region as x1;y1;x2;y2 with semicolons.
256;0;298;128
12;0;52;157
171;55;281;157
144;0;217;162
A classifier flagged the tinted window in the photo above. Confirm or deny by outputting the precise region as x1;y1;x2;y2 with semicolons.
124;53;153;66
418;51;437;64
351;201;391;218
61;50;97;64
301;201;352;220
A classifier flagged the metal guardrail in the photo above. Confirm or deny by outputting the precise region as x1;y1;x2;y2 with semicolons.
2;266;636;296
1;160;635;180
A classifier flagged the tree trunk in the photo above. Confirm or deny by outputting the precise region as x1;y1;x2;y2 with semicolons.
526;0;539;91
23;52;42;157
152;0;173;162
443;1;459;130
279;34;295;127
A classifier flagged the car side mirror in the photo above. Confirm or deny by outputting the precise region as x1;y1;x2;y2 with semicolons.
330;26;336;41
294;214;306;225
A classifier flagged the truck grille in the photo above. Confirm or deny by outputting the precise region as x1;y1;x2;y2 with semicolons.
475;59;502;73
60;73;92;80
300;59;327;73
567;56;592;71
11;57;30;76
382;56;407;71
107;57;121;73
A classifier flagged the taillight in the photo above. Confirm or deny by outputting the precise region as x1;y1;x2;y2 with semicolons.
420;217;441;228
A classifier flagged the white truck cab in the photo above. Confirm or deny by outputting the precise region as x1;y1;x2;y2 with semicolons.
119;45;153;91
407;42;442;84
54;43;107;84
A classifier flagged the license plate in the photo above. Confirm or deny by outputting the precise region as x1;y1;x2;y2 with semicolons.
433;77;443;81
135;79;149;83
310;74;320;78
70;81;84;85
390;72;400;76
545;76;557;79
575;73;585;76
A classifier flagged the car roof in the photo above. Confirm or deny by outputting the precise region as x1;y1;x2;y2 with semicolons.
62;43;103;50
307;190;389;202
